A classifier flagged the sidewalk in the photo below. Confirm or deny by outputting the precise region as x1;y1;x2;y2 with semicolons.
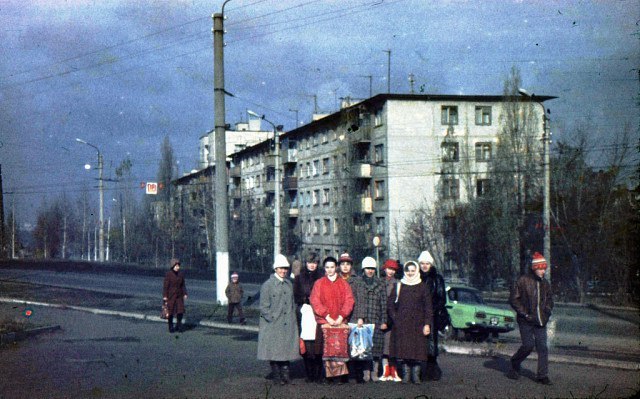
2;296;638;371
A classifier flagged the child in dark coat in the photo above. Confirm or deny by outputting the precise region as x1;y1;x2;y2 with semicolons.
225;272;246;324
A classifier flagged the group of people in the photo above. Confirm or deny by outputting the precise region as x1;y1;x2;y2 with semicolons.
256;250;449;385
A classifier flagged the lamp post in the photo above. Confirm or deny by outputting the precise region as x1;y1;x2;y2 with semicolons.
248;110;283;259
76;138;104;262
517;89;551;282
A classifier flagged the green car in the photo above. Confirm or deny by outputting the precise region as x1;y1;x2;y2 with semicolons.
443;284;516;341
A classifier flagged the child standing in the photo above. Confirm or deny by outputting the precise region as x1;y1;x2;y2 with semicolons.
225;272;246;325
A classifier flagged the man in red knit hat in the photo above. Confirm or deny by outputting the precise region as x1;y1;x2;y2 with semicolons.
507;252;554;385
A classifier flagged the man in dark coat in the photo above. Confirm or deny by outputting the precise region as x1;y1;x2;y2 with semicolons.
163;258;188;333
507;252;554;385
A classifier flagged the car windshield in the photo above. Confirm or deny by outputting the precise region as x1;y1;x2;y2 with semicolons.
449;288;484;304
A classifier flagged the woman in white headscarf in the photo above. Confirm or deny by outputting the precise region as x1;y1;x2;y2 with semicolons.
387;261;433;384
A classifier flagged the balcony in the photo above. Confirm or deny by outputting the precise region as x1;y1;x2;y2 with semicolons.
263;180;276;193
264;155;276;169
351;126;371;144
283;176;298;191
359;197;373;213
352;163;372;178
230;165;241;177
282;149;298;164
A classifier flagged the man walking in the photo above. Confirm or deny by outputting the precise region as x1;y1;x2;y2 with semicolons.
507;252;554;385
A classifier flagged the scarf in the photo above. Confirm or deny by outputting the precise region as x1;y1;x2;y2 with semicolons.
362;274;375;286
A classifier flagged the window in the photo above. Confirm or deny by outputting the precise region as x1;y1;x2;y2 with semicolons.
475;106;492;125
323;219;330;235
306;162;312;178
322;188;330;205
374;109;384;126
314;219;320;235
374;144;384;164
313;135;319;147
476;179;491;197
442;178;460;199
306;191;312;207
475;142;492;161
374;180;385;200
321;132;328;144
334;218;339;234
441;106;458;125
322;158;330;174
443;216;457;236
313;160;320;176
313;190;319;206
375;217;386;235
442;142;459;162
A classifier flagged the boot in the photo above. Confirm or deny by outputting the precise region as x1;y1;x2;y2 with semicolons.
176;314;184;333
280;363;292;385
362;369;371;383
371;361;380;382
428;356;442;381
266;361;278;380
313;359;323;383
380;364;390;381
303;358;312;382
168;316;174;333
411;365;421;384
402;363;411;384
391;365;402;382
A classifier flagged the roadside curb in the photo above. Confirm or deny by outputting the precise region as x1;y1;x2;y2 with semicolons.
442;344;640;371
0;325;61;346
1;297;637;371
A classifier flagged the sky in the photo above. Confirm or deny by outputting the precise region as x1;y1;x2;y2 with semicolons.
1;0;638;227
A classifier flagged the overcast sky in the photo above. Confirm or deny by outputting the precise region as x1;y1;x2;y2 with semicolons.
1;0;638;226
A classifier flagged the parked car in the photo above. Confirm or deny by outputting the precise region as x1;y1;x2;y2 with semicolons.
442;284;516;341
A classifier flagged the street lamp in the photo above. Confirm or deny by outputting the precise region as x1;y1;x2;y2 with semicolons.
247;110;283;259
76;138;104;262
517;89;551;282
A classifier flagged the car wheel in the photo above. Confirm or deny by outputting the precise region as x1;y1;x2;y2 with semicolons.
471;331;490;342
442;324;460;341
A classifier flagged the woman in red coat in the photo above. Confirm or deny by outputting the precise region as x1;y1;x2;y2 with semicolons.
310;256;355;384
163;258;188;333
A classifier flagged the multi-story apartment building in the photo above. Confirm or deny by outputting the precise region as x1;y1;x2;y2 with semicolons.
229;93;552;272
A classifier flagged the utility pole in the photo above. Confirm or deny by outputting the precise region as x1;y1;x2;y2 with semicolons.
289;108;299;128
76;138;104;262
384;49;391;93
11;198;16;259
307;94;319;114
408;73;415;94
213;2;231;305
0;164;5;258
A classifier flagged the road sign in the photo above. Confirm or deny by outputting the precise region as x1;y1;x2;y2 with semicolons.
146;182;158;195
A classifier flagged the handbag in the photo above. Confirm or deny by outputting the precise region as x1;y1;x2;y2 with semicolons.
161;300;170;319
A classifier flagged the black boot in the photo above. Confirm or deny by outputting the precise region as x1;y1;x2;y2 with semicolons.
411;365;421;384
176;314;184;332
266;361;278;380
168;316;174;333
303;358;313;383
428;356;442;381
280;363;292;385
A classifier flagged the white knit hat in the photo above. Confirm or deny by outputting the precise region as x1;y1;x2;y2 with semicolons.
418;250;434;264
361;256;377;269
273;254;290;269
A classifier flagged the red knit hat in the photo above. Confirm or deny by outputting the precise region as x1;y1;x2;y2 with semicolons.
531;252;547;270
382;259;399;270
338;252;353;264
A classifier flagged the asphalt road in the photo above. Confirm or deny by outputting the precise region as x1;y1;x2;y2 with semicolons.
1;267;637;359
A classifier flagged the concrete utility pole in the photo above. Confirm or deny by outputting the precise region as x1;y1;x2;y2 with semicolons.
213;2;231;305
518;89;552;282
76;138;105;262
384;49;391;93
248;110;282;259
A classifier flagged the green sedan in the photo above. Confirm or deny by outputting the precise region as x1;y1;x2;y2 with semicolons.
443;284;516;341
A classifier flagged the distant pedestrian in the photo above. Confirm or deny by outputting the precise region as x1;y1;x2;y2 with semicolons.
293;252;324;382
507;252;554;385
379;259;402;382
387;261;433;384
350;256;388;383
162;258;188;333
225;272;245;325
257;254;300;385
418;250;447;381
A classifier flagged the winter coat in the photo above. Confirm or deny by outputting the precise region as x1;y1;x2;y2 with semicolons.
350;275;388;357
510;272;554;327
309;276;354;325
387;282;433;362
381;276;398;355
225;282;244;304
163;270;187;315
257;274;300;361
421;267;447;330
293;268;323;306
